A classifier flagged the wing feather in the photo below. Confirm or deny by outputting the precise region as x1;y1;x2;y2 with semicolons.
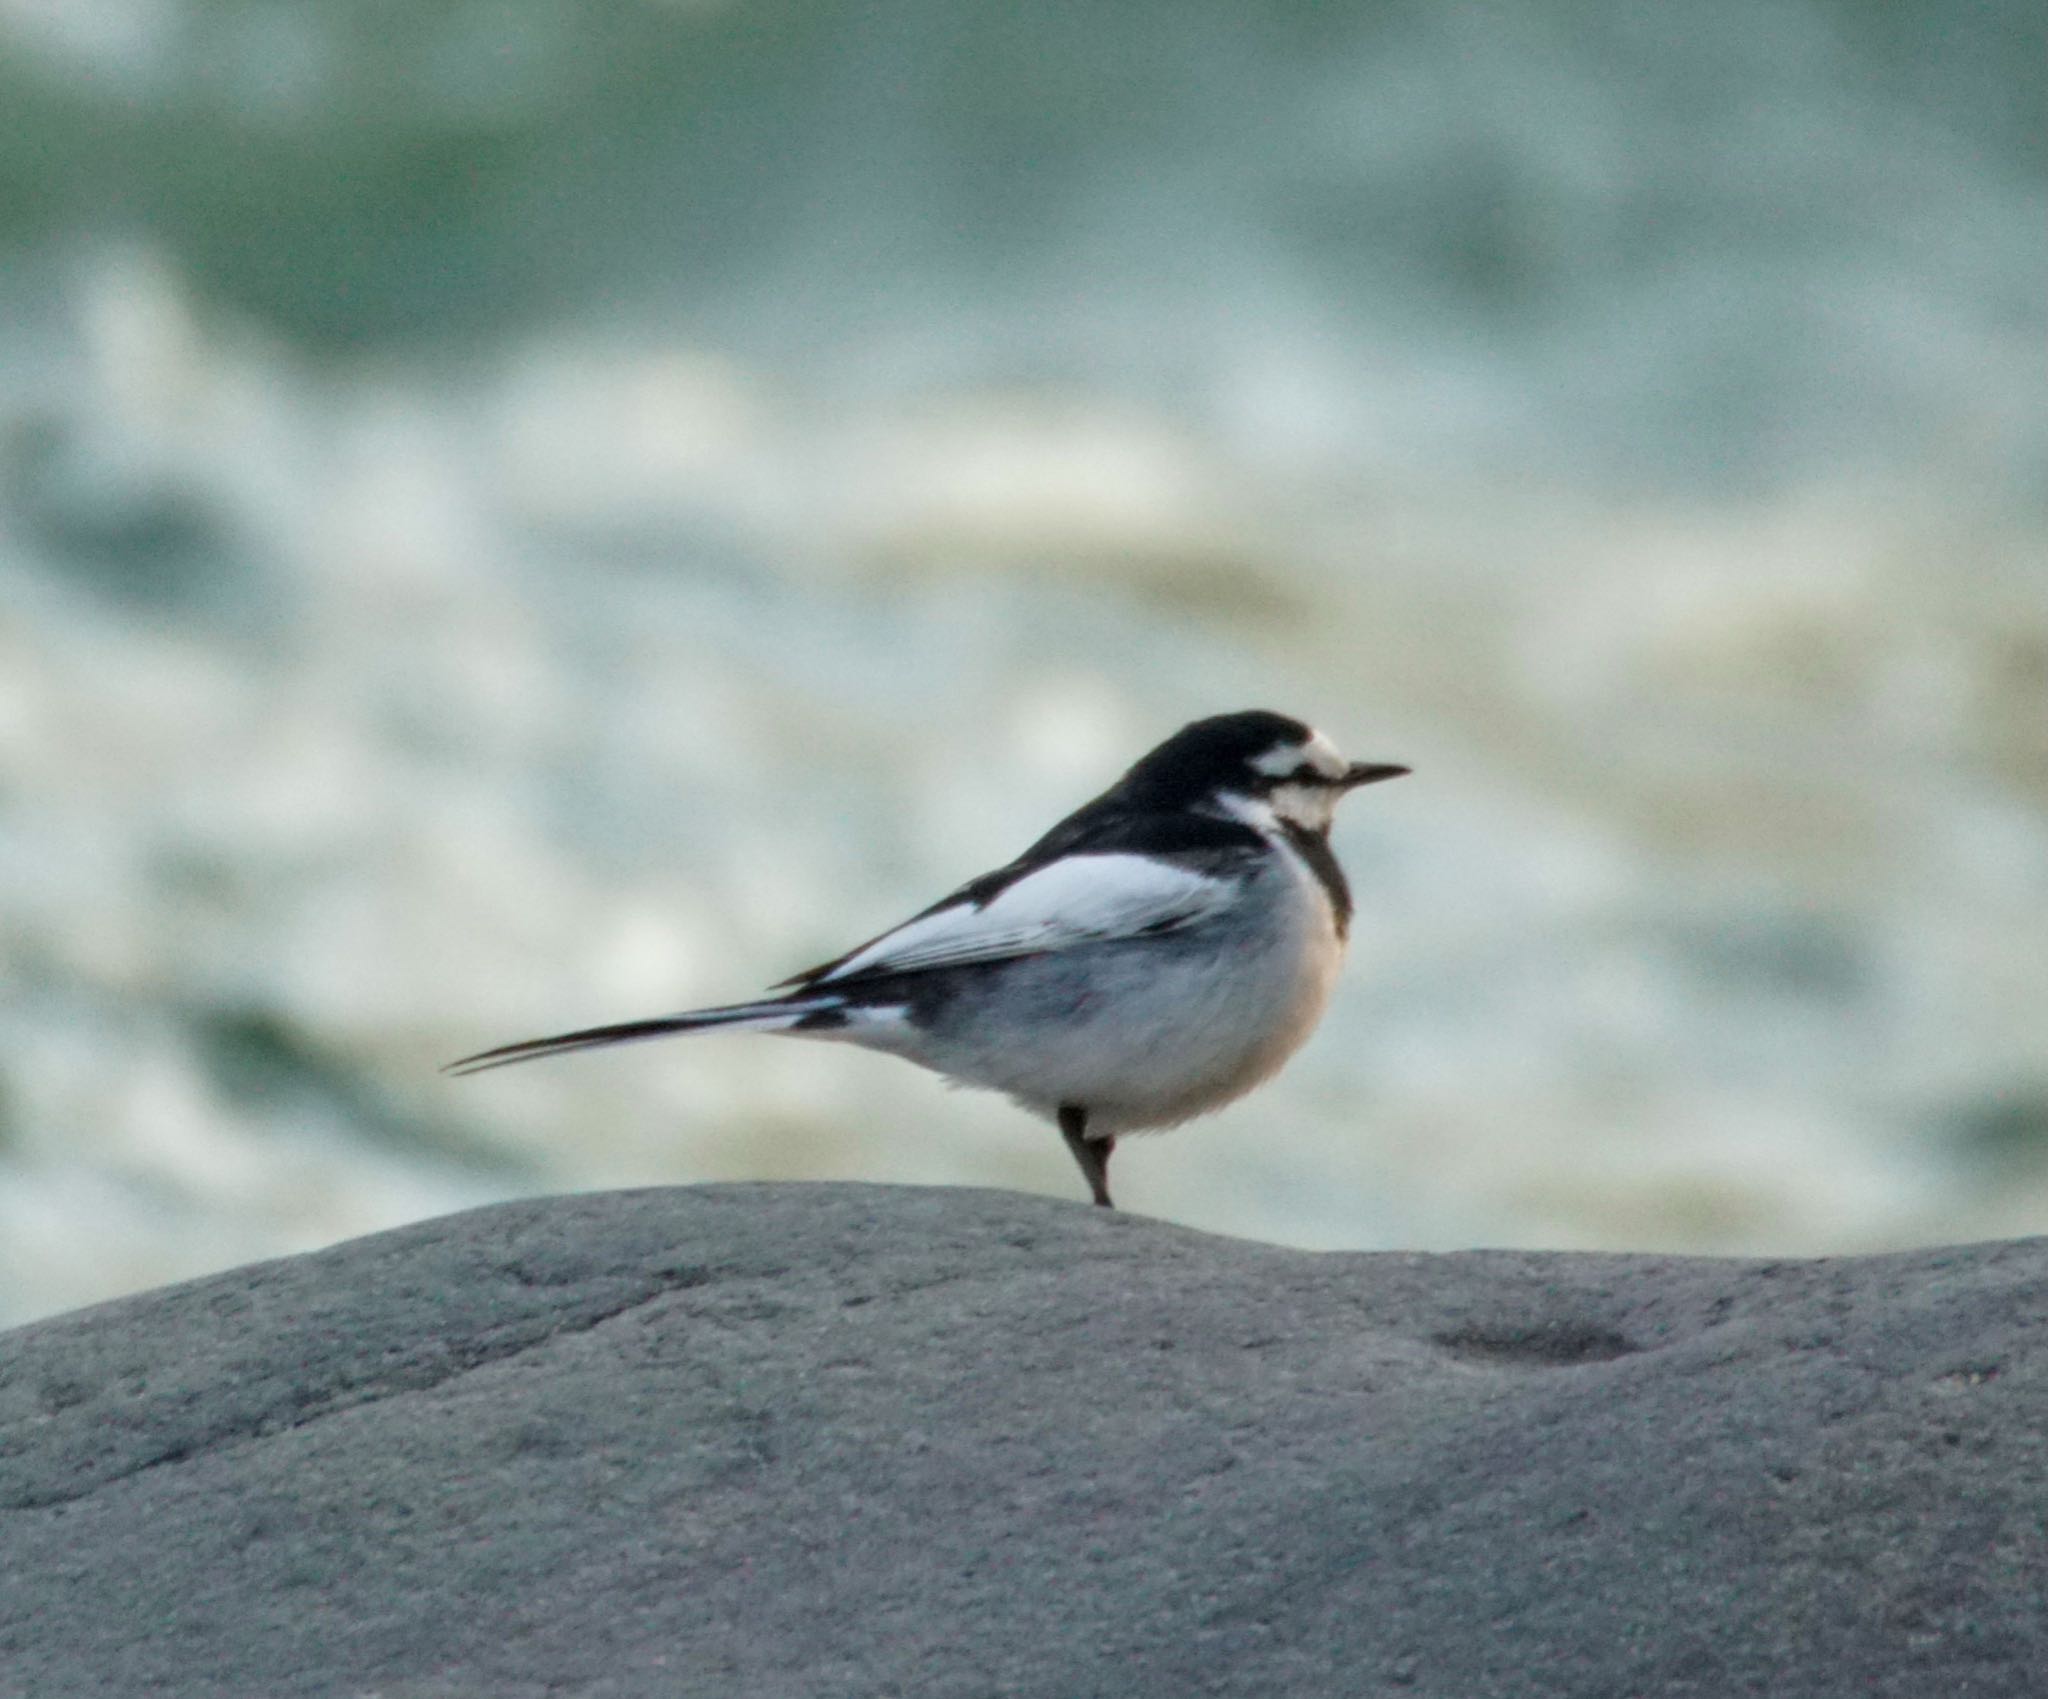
795;852;1233;987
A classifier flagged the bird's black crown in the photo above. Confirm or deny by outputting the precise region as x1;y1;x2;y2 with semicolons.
1115;710;1313;806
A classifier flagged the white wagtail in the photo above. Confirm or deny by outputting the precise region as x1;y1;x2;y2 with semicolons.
448;710;1408;1208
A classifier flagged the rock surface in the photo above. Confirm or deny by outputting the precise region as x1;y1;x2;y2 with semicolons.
1;1184;2043;1697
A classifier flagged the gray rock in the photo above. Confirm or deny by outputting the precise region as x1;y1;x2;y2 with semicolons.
1;1185;2041;1697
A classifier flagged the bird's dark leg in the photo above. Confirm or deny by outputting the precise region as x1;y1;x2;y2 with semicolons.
1058;1104;1115;1209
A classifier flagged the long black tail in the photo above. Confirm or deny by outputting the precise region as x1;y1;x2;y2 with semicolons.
443;997;838;1077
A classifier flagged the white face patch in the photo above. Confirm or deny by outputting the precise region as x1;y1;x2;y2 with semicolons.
1243;728;1350;831
1268;780;1340;832
1249;728;1348;782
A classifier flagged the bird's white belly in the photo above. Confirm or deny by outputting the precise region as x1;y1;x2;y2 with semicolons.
865;856;1346;1135
1025;932;1342;1133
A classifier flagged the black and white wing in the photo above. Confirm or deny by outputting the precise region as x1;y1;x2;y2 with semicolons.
445;804;1268;1076
777;813;1262;991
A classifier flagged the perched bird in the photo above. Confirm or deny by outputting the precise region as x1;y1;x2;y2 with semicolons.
448;710;1407;1208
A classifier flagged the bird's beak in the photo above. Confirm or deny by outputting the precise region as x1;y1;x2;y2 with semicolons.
1339;761;1410;789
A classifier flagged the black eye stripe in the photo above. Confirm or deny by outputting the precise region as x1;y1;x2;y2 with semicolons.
1248;761;1332;793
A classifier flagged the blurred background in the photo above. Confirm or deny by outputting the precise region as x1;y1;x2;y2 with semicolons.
1;0;2044;1325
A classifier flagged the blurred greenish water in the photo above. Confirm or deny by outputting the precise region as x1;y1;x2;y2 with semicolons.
0;0;2042;1323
